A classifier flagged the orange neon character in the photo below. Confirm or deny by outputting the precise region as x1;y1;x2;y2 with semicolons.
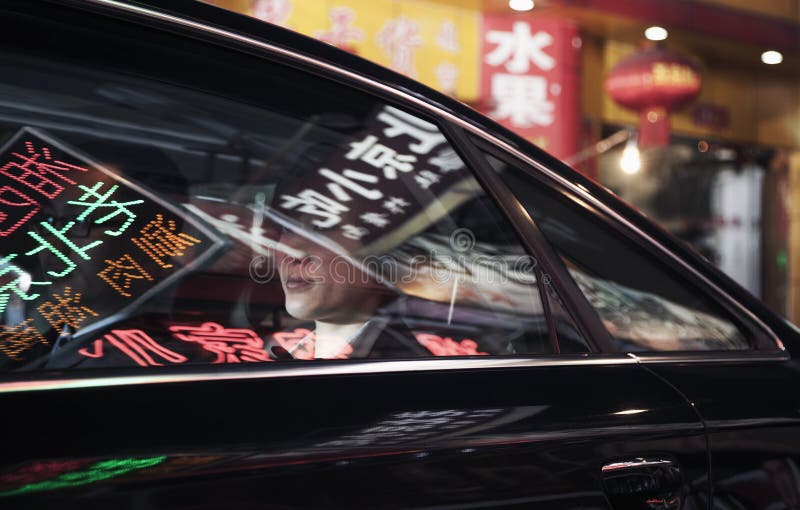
131;214;200;268
97;253;153;297
37;287;99;331
0;319;48;360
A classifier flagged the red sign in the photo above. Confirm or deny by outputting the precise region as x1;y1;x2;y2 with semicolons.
480;15;581;161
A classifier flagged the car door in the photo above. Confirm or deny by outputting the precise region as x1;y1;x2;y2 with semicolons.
0;1;711;508
645;348;800;508
469;135;800;508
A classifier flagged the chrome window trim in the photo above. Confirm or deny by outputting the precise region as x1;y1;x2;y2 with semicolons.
0;0;779;394
1;356;635;393
0;349;790;393
630;351;790;364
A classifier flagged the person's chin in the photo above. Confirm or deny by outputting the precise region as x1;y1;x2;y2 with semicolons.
284;297;319;321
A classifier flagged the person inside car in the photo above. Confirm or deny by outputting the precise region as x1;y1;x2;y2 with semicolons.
267;218;430;360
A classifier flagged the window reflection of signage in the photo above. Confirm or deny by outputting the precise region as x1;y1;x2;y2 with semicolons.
75;322;275;366
72;323;499;365
480;16;580;160
170;322;273;363
0;456;166;497
273;105;477;257
414;333;487;356
0;128;225;364
314;408;505;448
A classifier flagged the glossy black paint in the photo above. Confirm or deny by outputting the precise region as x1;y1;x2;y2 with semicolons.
645;359;800;508
1;0;799;508
3;362;710;508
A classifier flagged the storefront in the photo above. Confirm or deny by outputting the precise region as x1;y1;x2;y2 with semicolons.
208;0;800;318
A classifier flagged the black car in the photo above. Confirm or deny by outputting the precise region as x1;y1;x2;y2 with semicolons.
1;0;798;508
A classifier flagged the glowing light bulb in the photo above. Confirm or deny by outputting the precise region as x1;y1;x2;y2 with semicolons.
620;139;641;174
509;0;534;11
644;26;668;41
761;50;783;65
17;272;32;293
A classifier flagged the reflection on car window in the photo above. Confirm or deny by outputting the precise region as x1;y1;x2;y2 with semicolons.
0;49;589;372
483;150;751;352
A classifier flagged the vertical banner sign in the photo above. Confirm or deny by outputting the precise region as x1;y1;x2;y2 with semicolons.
480;15;581;161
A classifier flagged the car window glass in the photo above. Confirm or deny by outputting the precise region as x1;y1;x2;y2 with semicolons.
0;25;586;371
482;150;751;352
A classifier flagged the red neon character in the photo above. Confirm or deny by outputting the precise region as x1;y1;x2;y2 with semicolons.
1;141;88;199
271;328;354;360
415;333;488;356
271;328;315;360
78;330;187;367
0;186;40;237
0;459;90;488
170;322;272;363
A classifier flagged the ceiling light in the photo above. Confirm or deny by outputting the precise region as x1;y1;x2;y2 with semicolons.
620;135;641;175
761;50;783;65
644;26;668;41
509;0;534;12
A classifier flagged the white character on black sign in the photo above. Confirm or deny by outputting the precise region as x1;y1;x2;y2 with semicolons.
268;174;430;361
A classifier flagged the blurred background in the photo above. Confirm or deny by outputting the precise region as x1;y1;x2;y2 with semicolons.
206;0;800;321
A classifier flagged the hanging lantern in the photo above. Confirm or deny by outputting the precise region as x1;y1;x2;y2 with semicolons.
605;46;702;147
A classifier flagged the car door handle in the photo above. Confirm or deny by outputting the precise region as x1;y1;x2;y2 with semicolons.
601;457;683;510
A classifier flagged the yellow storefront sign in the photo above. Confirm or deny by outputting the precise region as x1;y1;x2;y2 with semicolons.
210;0;479;102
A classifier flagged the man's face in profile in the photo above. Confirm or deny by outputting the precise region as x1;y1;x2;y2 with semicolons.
275;227;387;324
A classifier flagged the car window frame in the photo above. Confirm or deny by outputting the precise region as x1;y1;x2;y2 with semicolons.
468;136;786;357
0;0;787;394
0;0;592;372
439;124;612;353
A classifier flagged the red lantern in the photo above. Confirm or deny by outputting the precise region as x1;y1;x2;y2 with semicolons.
605;46;702;147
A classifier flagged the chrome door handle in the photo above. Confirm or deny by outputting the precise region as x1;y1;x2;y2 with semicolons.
602;458;677;473
601;456;683;510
